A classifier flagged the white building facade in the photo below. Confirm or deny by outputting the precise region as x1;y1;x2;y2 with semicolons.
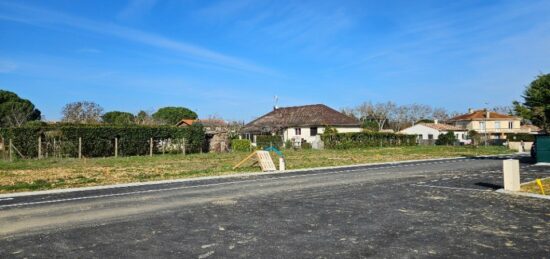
399;123;469;144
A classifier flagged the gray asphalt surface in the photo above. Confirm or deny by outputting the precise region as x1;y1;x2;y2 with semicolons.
0;155;549;258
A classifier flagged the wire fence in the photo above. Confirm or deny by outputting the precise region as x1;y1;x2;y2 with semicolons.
0;137;206;161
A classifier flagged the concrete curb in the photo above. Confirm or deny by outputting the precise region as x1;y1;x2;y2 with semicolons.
496;190;550;200
0;153;517;199
496;177;550;200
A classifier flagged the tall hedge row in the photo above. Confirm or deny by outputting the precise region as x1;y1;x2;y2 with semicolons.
321;132;417;149
0;124;205;158
255;135;283;148
506;133;535;142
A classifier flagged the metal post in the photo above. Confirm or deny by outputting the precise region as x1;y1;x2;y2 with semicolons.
38;136;42;159
78;137;82;159
149;138;153;157
115;138;118;158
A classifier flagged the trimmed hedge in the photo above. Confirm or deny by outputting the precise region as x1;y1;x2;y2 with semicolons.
256;135;283;148
321;132;417;149
506;133;535;142
0;124;205;158
231;139;251;152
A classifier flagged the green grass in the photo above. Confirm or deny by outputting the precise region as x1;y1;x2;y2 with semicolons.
521;178;550;196
0;146;513;193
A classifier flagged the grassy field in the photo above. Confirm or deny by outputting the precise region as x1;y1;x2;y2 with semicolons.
521;178;550;196
0;146;513;193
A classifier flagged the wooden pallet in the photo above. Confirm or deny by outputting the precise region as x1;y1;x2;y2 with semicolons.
233;151;277;172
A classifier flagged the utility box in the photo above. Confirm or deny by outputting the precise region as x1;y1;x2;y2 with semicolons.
535;135;550;163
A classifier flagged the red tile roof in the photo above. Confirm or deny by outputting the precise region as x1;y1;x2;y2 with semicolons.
176;119;228;127
449;110;518;121
418;123;466;131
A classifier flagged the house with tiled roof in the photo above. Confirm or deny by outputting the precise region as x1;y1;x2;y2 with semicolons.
448;109;525;139
241;104;362;145
399;121;469;144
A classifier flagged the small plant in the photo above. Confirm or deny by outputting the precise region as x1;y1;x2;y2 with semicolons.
285;139;292;149
231;139;251;152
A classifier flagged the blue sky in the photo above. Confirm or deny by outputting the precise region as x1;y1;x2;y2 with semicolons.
0;0;549;121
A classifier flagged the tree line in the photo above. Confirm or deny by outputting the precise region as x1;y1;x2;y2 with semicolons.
341;102;461;132
1;73;549;132
341;73;550;133
60;101;197;126
0;91;198;127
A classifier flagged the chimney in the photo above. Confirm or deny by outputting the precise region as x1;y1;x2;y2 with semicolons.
468;108;474;114
485;110;490;119
434;119;439;124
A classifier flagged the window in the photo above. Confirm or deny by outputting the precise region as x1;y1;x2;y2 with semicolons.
479;122;486;131
310;127;318;136
455;134;459;139
428;134;434;140
508;121;513;129
295;128;301;135
495;121;500;129
418;134;423;140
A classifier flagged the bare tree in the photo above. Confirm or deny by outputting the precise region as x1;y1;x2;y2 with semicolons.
356;101;397;131
61;101;103;124
136;110;156;125
390;105;410;132
227;120;245;139
432;107;450;122
492;105;514;115
340;107;359;120
406;103;433;124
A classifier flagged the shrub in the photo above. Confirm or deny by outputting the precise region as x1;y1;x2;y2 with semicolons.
321;132;416;149
435;131;456;146
284;139;292;149
0;124;205;158
256;135;283;148
301;141;312;149
231;139;251;152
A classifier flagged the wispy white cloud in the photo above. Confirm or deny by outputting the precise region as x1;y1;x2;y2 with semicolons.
0;2;277;76
0;60;17;73
197;1;356;55
117;0;158;20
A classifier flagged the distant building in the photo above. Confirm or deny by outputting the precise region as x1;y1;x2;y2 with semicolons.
399;121;469;144
241;104;362;146
448;109;528;139
177;119;230;153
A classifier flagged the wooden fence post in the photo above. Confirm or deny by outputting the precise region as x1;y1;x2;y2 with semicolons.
149;138;153;157
53;138;57;158
182;138;186;156
115;138;118;158
78;137;82;159
9;139;13;162
38;136;42;159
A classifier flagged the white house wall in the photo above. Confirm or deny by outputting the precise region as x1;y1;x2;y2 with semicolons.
283;126;362;143
400;124;468;141
400;125;441;140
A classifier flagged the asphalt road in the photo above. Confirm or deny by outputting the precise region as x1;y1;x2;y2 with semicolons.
0;155;549;258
